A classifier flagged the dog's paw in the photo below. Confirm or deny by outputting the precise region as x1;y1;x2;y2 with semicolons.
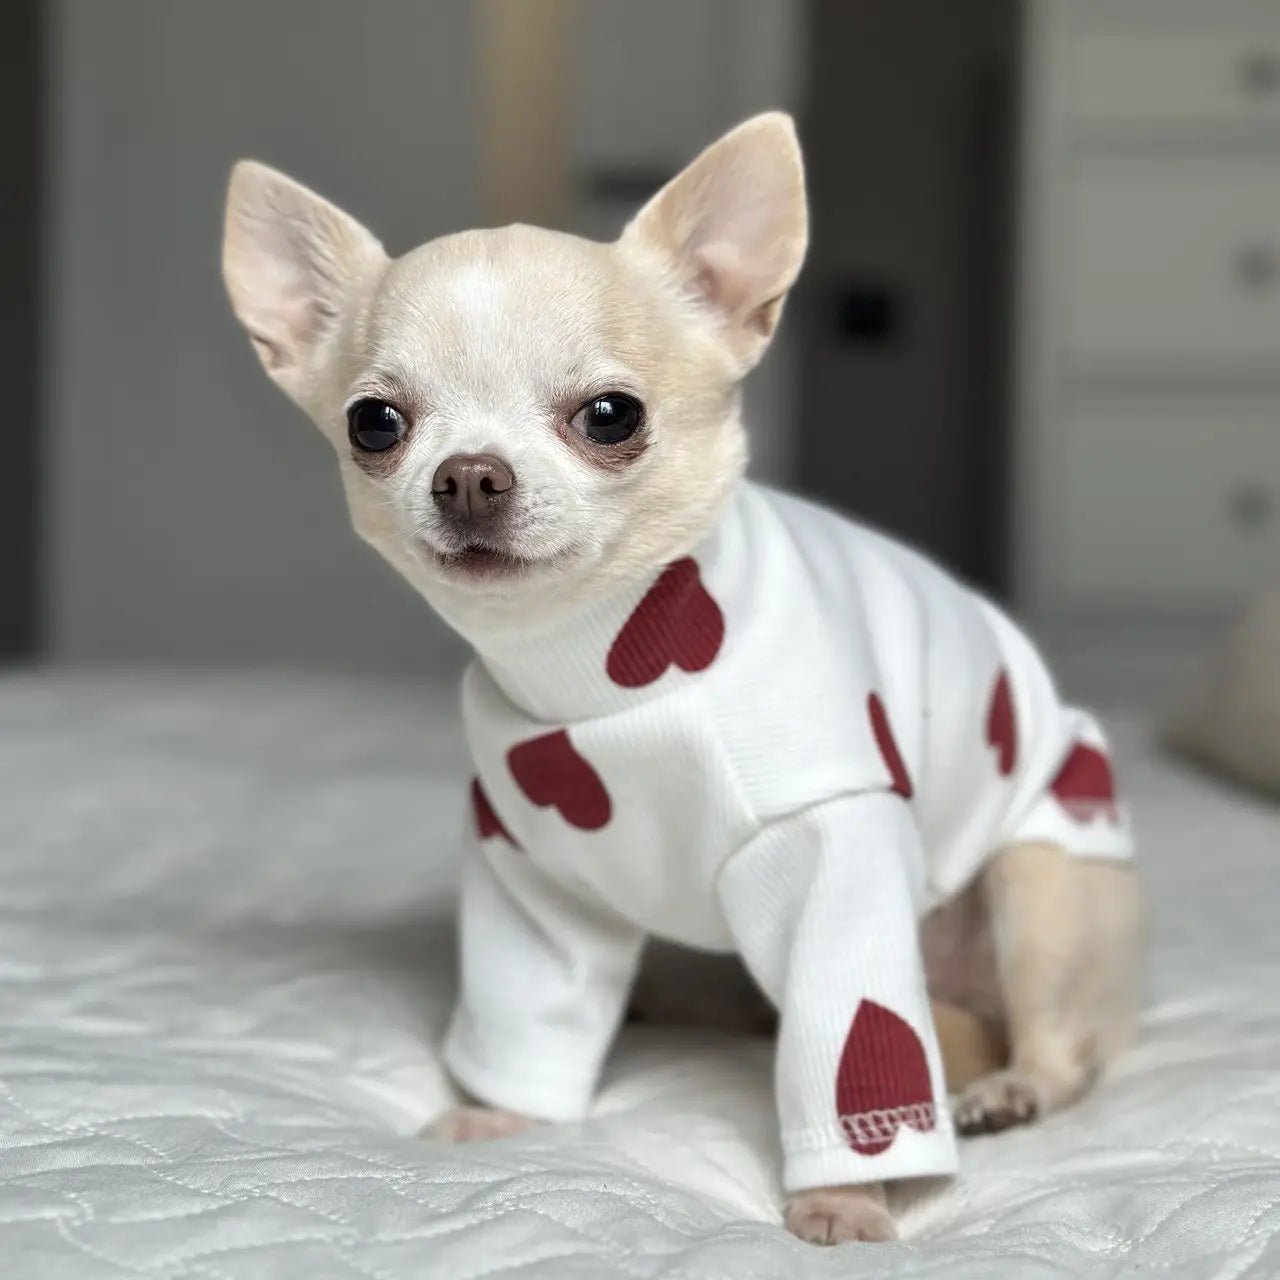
425;1105;534;1143
953;1068;1042;1135
785;1186;897;1245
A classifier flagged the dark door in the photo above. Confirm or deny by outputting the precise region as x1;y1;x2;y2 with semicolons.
0;0;41;659
796;0;1019;597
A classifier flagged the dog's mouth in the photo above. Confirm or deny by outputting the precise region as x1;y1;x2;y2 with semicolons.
433;544;531;580
420;539;569;584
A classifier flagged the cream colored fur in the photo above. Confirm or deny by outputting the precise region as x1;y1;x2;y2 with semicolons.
223;114;803;641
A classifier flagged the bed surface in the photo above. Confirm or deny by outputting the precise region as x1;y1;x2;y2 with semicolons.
1;671;1277;1279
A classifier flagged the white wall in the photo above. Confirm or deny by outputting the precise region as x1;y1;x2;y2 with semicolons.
45;0;803;670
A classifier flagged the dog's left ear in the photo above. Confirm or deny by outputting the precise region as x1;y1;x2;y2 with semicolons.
620;112;808;373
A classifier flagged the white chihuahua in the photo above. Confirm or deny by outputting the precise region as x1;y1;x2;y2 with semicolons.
223;114;1143;1245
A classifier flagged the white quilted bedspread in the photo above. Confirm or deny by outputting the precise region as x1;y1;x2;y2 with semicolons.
2;671;1278;1279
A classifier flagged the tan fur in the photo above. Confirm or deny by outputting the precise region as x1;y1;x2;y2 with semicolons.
785;1181;895;1245
931;1000;1007;1094
426;1105;534;1143
222;115;1144;1246
951;843;1144;1133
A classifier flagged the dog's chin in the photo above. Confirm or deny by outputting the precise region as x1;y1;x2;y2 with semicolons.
416;539;573;590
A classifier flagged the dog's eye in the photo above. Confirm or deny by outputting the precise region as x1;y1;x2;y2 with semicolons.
571;394;643;445
347;400;408;453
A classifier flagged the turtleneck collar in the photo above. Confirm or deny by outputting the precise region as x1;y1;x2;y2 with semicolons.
456;504;736;725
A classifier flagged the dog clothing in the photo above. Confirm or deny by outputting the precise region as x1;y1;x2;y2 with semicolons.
443;482;1133;1192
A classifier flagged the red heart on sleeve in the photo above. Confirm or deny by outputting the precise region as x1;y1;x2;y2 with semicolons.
835;999;937;1156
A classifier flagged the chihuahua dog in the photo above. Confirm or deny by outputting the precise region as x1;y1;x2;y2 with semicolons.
223;114;1143;1245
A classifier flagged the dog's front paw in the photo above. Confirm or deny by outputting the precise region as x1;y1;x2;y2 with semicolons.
426;1105;535;1143
785;1185;897;1245
953;1068;1043;1135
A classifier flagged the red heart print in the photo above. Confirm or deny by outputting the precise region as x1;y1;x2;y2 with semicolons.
835;999;936;1156
606;557;725;688
507;730;612;831
868;693;913;799
1050;742;1118;824
471;777;517;848
986;668;1017;776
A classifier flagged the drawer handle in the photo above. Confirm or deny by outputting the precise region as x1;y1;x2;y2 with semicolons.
1228;483;1273;533
1234;244;1278;291
1237;48;1280;97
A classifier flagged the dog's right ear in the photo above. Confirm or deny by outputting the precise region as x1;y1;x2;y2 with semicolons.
222;161;387;405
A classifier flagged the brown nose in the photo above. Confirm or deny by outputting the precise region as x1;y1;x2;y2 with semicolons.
431;453;515;521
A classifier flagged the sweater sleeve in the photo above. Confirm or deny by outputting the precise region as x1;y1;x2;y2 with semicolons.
443;832;645;1122
716;792;957;1192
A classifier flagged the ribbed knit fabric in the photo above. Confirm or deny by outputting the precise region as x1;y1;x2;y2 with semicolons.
443;482;1133;1191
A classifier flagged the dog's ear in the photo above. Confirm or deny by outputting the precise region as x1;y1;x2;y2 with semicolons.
222;161;387;405
620;112;808;373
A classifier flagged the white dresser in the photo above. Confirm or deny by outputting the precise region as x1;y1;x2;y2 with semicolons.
1015;0;1280;694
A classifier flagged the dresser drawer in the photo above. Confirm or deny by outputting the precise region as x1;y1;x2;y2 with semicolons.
1066;156;1280;367
1060;401;1280;603
1069;27;1280;128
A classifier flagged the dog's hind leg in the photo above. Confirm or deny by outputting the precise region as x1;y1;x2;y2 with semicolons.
952;841;1143;1134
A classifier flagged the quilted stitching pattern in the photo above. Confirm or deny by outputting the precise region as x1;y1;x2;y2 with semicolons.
1;672;1277;1278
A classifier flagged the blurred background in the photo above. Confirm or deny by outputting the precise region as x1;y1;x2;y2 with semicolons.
3;0;1277;705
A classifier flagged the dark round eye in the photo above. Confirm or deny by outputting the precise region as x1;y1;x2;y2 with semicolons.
347;400;408;453
570;394;643;445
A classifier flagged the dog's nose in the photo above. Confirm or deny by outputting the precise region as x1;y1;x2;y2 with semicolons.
431;453;515;521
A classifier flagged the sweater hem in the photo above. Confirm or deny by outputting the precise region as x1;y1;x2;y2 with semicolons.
442;1023;597;1123
782;1127;958;1193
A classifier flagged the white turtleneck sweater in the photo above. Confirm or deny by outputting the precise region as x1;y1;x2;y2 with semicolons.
443;483;1132;1192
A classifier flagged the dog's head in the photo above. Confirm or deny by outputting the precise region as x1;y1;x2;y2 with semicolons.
222;114;807;633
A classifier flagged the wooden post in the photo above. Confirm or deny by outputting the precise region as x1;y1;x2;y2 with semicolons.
474;0;576;228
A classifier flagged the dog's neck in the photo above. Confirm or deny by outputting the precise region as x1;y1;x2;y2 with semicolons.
439;510;736;725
